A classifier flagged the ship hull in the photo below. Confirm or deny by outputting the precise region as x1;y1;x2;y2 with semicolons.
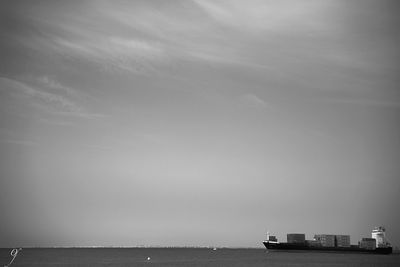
263;241;392;255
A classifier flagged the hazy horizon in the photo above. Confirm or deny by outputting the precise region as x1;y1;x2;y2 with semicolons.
1;0;399;248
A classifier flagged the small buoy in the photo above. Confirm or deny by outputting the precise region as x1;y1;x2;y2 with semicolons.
147;257;151;261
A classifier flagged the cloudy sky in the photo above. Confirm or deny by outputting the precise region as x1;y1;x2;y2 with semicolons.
0;0;399;248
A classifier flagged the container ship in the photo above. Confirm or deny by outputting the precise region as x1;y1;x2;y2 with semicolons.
263;226;392;254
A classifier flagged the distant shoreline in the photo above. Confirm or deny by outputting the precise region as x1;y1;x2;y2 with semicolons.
0;246;264;250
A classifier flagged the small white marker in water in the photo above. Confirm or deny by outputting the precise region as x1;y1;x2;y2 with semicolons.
147;257;151;261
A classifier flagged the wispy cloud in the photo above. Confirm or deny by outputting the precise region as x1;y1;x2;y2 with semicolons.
37;76;78;97
192;0;331;32
2;1;169;75
1;76;81;112
0;139;39;147
52;36;166;74
239;94;271;110
192;0;233;26
94;1;242;66
0;76;103;119
0;128;39;146
6;0;314;72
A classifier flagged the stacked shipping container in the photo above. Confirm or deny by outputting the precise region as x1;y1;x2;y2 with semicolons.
335;235;351;247
359;238;376;250
314;234;336;247
287;233;306;244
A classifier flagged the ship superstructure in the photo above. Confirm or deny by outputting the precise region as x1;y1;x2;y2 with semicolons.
371;226;390;248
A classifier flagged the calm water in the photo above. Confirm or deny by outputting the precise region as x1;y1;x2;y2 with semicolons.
1;248;399;266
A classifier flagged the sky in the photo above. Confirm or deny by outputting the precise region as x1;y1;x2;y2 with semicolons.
0;0;399;248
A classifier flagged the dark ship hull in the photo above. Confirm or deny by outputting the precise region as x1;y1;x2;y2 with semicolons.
263;241;392;254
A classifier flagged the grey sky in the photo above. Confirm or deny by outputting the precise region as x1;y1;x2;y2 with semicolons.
0;0;399;248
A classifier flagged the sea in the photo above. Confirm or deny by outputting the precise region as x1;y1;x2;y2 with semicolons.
1;248;400;266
